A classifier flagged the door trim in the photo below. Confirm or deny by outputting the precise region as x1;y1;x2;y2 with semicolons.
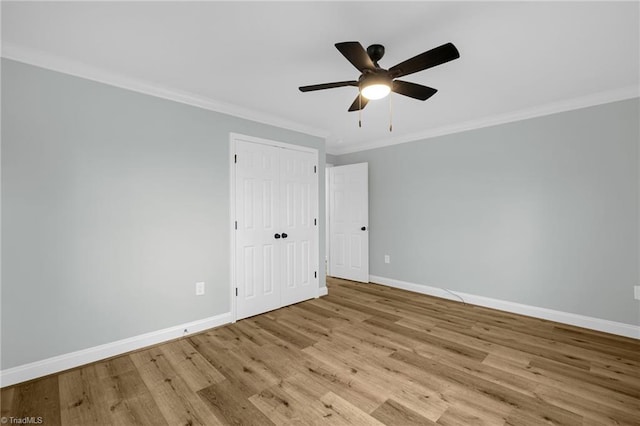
229;133;319;322
325;164;333;277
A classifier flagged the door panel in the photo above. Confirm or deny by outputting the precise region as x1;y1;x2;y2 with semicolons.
334;234;346;266
350;234;362;268
279;147;317;306
329;163;369;283
235;141;281;319
263;245;274;294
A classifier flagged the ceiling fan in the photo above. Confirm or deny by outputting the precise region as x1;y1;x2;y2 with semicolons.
299;41;460;113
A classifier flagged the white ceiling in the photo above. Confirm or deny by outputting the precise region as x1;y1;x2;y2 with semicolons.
2;1;639;154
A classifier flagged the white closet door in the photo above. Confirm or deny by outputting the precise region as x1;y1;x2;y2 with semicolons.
279;147;317;306
235;141;282;320
329;163;369;283
234;137;318;320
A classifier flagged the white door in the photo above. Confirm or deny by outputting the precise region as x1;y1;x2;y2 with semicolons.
279;147;318;306
234;137;318;320
329;163;369;283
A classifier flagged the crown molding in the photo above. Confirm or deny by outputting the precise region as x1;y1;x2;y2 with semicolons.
328;86;639;155
1;43;330;140
3;43;636;157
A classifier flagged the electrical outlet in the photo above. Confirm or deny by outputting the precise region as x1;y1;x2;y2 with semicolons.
196;281;205;296
634;286;640;301
384;255;390;264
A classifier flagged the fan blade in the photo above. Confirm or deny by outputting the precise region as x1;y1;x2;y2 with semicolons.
388;42;460;78
392;80;438;100
299;81;358;92
348;94;369;112
335;42;376;72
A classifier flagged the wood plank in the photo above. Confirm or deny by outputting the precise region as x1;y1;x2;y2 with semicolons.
436;405;504;426
249;380;336;424
233;318;282;346
483;352;640;414
91;356;168;425
532;382;640;425
251;316;317;349
188;333;279;397
308;297;375;322
299;349;390;413
528;357;640;399
590;361;640;386
371;398;437;425
266;305;335;340
374;298;477;329
129;348;224;425
327;326;398;358
553;324;640;350
453;323;595;370
324;293;403;322
364;317;489;362
391;349;583;425
413;344;539;399
388;381;450;423
304;342;396;397
318;391;386;425
438;385;513;426
1;375;61;426
324;283;382;304
59;366;109;425
197;380;274;426
293;301;357;324
474;323;640;368
275;303;353;332
158;339;226;392
347;320;423;353
0;387;15;419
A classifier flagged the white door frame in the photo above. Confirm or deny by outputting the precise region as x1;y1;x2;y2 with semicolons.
229;133;319;322
325;163;333;277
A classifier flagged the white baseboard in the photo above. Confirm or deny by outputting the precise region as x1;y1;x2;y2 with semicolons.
0;312;232;388
317;286;329;297
369;275;639;340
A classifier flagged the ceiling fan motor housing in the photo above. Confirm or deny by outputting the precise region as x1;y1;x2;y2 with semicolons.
366;44;385;64
358;70;392;91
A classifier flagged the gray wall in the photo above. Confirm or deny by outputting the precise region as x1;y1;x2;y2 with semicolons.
335;98;639;326
326;153;338;165
1;59;325;370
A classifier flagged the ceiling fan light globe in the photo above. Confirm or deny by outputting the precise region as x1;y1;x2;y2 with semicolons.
361;83;391;100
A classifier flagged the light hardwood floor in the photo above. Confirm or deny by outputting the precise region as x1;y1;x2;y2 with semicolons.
2;277;639;425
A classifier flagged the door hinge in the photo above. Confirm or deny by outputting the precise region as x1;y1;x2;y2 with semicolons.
314;218;317;226
314;271;317;278
314;165;317;173
235;288;238;296
235;221;237;230
234;154;237;163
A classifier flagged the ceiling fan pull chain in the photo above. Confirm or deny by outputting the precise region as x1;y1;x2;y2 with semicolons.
358;93;362;128
389;92;393;132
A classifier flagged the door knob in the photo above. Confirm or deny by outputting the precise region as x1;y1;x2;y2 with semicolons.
361;226;367;231
282;233;288;239
274;233;281;239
